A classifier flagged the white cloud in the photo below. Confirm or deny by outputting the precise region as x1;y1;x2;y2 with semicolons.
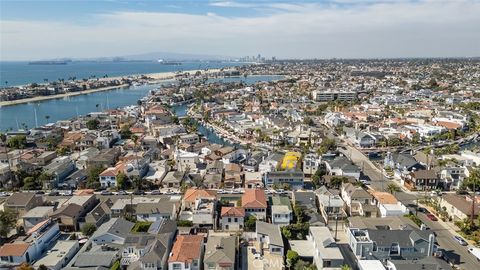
209;1;257;8
1;0;480;60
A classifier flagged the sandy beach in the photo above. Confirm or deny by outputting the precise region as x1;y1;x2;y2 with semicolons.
0;68;225;107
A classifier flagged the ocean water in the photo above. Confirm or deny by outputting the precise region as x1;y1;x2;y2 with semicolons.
0;75;284;131
0;61;245;86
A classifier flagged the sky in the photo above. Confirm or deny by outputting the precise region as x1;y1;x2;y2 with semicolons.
1;0;480;61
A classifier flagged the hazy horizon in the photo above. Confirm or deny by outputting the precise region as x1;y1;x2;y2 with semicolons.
1;0;480;61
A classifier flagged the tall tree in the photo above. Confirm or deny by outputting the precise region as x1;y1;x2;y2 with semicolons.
0;209;17;238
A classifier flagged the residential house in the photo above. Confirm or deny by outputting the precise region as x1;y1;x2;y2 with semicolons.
369;190;409;217
259;153;283;175
22;206;54;232
404;170;439;191
204;233;236;270
50;203;84;231
303;153;321;176
265;170;305;190
347;227;436;260
293;191;325;226
43;156;75;188
4;192;44;216
439;194;479;222
255;221;284;256
0;219;60;267
224;163;243;189
308;227;344;269
242;189;267;220
384;153;425;175
168;235;204;270
270;195;293;226
161;171;185;189
325;156;361;180
244;151;265;172
99;162;125;188
33;240;80;270
90;218;135;246
121;219;177;270
136;197;179;222
314;187;345;224
220;207;245;231
85;199;113;228
341;183;375;217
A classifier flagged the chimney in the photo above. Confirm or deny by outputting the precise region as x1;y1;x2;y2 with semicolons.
427;233;435;257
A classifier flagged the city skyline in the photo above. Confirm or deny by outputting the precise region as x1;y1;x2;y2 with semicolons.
1;0;480;61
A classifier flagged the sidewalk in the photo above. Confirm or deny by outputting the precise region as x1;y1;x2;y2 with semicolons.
419;202;463;238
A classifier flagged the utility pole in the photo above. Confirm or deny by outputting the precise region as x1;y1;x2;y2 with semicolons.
334;213;339;241
471;180;476;226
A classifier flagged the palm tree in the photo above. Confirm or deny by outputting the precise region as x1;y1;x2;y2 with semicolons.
341;265;351;270
4;81;8;87
386;183;401;194
45;115;50;123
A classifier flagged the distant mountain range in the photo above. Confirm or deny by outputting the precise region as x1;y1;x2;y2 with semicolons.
27;52;238;62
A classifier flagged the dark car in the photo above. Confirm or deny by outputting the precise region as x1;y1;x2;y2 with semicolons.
35;190;45;195
117;190;128;195
48;191;60;196
417;207;427;213
426;214;438;221
101;190;113;196
132;190;145;195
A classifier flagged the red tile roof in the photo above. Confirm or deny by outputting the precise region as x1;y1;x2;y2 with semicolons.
183;189;217;203
168;235;204;263
0;243;30;257
221;206;245;217
242;189;267;208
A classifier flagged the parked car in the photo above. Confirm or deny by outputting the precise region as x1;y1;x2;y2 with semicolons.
35;190;45;195
101;190;113;196
132;190;145;195
0;192;9;197
117;190;128;195
48;191;60;196
150;190;162;195
426;214;438;221
453;235;468;246
417;207;427;213
453;236;468;246
467;247;480;261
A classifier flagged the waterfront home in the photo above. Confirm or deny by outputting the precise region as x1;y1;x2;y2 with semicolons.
168;235;204;270
270;195;293;225
308;226;344;269
242;189;268;220
4;192;44;216
204;233;236;270
22;206;54;231
220;207;245;231
0;219;60;267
